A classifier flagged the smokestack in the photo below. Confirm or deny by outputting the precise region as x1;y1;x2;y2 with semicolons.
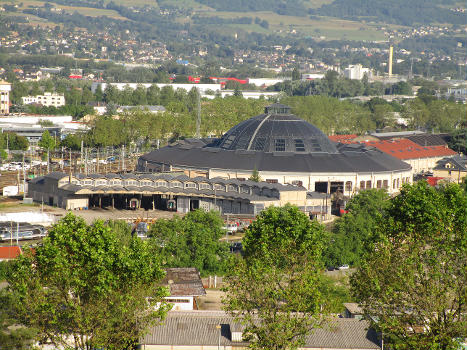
388;45;393;76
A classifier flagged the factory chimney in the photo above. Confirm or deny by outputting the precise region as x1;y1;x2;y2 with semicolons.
388;45;394;76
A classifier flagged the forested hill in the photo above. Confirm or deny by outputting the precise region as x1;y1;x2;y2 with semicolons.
183;0;309;16
313;0;465;26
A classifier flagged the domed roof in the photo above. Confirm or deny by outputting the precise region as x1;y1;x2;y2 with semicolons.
213;104;338;154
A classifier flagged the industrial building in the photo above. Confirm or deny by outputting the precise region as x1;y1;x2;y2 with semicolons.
138;104;413;196
343;64;371;80
27;171;331;219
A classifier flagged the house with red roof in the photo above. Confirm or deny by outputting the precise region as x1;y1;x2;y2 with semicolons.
0;246;22;261
361;139;457;174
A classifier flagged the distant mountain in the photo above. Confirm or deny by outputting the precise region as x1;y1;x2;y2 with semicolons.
194;0;308;17
313;0;465;26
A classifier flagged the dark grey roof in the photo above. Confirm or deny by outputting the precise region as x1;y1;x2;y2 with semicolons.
141;312;381;349
140;142;411;173
211;109;339;154
434;154;467;171
45;172;68;180
405;134;448;147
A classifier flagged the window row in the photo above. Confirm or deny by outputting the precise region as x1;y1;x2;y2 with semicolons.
67;179;253;194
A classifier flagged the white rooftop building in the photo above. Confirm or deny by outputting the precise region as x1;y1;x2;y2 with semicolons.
343;64;371;80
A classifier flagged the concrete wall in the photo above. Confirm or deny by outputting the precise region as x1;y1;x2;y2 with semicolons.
165;296;194;311
66;197;89;210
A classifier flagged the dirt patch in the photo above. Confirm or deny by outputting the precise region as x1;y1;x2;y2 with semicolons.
197;289;225;311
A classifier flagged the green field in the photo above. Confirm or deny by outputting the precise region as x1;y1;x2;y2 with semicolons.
192;10;389;41
6;0;407;42
19;0;127;19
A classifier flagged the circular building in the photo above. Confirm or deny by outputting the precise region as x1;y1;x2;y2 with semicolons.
138;104;412;195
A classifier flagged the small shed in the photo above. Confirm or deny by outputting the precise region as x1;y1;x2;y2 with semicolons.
162;268;206;311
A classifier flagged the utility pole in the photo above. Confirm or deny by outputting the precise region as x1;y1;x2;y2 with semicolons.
60;147;64;171
80;140;84;173
195;88;201;138
22;153;26;199
69;148;72;183
85;148;88;175
122;144;125;172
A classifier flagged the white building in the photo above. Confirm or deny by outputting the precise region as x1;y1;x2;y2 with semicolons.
205;90;281;100
91;82;222;95
343;64;371;80
0;80;11;114
22;92;66;107
247;78;289;87
446;87;467;102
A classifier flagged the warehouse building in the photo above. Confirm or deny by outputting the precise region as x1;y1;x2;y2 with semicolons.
27;171;331;219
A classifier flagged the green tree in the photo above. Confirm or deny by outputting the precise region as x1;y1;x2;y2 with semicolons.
351;182;467;350
0;132;29;151
324;189;390;268
7;214;170;350
60;133;82;150
38;130;56;151
223;205;327;350
148;210;229;276
249;168;261;182
233;85;243;97
291;66;300;81
38;130;56;171
0;289;37;350
0;149;7;162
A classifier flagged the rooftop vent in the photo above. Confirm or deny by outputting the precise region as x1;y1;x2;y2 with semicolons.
264;103;291;115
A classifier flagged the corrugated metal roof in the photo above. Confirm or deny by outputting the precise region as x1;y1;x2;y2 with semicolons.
141;311;381;349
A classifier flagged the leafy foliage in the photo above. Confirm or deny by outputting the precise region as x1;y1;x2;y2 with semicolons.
314;0;464;26
0;289;37;350
7;213;170;350
351;182;467;350
38;130;56;151
148;210;229;276
324;189;390;267
0;132;29;151
224;205;327;350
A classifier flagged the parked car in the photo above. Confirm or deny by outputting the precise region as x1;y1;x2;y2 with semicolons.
222;223;238;234
230;242;243;253
338;264;350;270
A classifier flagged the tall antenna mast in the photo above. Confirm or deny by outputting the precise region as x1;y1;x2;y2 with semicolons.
195;88;201;138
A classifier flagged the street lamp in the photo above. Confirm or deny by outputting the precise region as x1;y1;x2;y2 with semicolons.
216;324;221;350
